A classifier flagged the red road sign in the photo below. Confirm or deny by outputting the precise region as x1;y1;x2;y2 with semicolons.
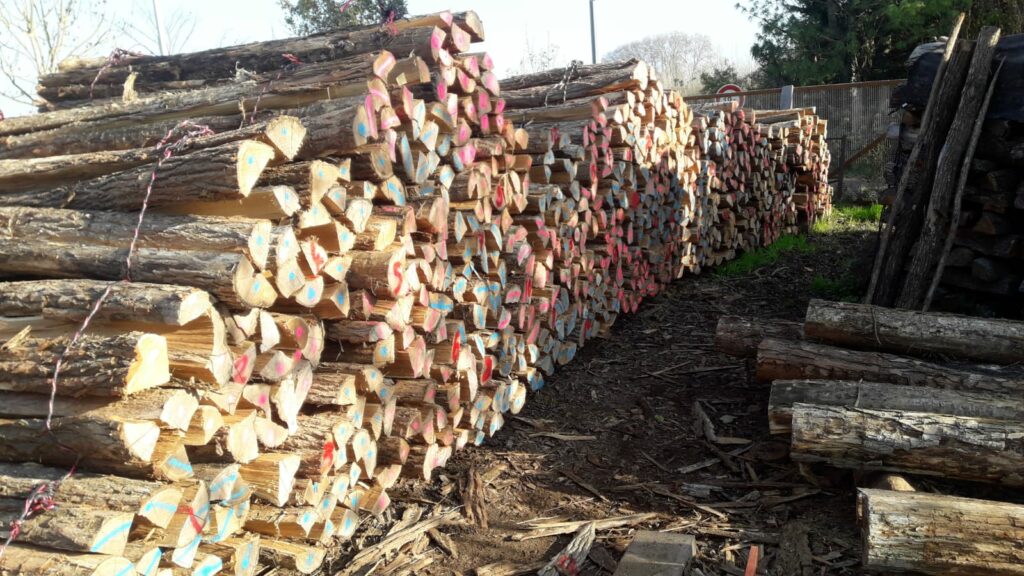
717;84;745;107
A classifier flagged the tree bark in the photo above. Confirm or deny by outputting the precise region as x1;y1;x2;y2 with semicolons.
0;116;304;191
0;208;277;309
714;315;804;358
0;544;135;576
0;331;169;397
768;379;1024;434
857;488;1024;575
804;299;1024;364
898;27;1001;309
756;338;1024;395
0;416;161;478
0;279;212;326
867;39;973;305
0;498;134;555
790;403;1024;486
0;140;276;211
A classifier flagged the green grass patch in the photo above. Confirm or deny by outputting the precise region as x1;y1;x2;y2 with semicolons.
813;203;883;234
810;274;861;301
715;235;815;277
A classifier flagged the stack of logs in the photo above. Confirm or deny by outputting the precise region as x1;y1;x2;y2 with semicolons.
0;10;832;576
716;299;1024;575
873;22;1022;317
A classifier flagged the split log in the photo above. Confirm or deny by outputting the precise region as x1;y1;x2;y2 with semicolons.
790;403;1024;486
714;315;803;357
756;338;1024;395
858;488;1024;575
804;299;1024;364
0;499;133;555
768;380;1024;434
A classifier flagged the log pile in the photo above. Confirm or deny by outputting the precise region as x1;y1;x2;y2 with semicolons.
717;299;1024;575
874;24;1023;317
0;10;831;575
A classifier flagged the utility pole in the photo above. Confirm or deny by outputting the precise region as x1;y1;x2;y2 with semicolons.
153;0;168;55
589;0;597;64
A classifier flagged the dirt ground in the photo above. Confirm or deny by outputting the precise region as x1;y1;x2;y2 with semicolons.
335;214;881;576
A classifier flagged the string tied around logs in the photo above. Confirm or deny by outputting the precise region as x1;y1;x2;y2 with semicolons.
89;48;146;99
544;59;582;107
0;120;215;562
243;53;304;127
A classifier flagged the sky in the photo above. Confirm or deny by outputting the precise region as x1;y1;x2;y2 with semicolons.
0;0;759;117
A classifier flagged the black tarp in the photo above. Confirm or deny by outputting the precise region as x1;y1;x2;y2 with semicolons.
901;33;1024;122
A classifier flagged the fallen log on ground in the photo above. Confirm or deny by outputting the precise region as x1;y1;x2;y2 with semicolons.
857;488;1024;575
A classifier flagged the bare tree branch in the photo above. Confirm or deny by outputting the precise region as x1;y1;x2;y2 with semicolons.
0;0;116;109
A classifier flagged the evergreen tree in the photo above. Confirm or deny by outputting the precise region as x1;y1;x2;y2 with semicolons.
279;0;408;36
737;0;974;86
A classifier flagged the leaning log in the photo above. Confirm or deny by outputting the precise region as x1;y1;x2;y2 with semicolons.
756;338;1024;395
803;299;1024;365
857;488;1024;575
790;403;1024;486
768;380;1024;434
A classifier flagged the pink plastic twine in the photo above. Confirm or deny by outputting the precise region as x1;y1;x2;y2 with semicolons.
89;48;146;99
0;120;214;562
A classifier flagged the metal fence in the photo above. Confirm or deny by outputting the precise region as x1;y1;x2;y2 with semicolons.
684;79;904;172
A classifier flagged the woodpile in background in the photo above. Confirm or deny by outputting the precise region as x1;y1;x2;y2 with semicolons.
874;23;1023;318
0;10;831;575
717;300;1024;575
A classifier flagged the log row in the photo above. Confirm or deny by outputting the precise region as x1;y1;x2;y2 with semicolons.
716;299;1024;575
0;9;833;575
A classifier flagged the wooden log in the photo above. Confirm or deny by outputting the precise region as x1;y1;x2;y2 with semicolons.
0;544;135;576
713;315;804;357
239;453;301;507
0;279;212;327
0;116;304;191
37;23;443;95
857;488;1024;575
768;380;1024;434
0;331;169;397
867;32;971;306
804;299;1024;364
0;207;277;309
898;27;1001;309
0;499;134;555
0;462;181;529
259;539;325;574
756;338;1024;395
0;140;276;210
791;403;1024;486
